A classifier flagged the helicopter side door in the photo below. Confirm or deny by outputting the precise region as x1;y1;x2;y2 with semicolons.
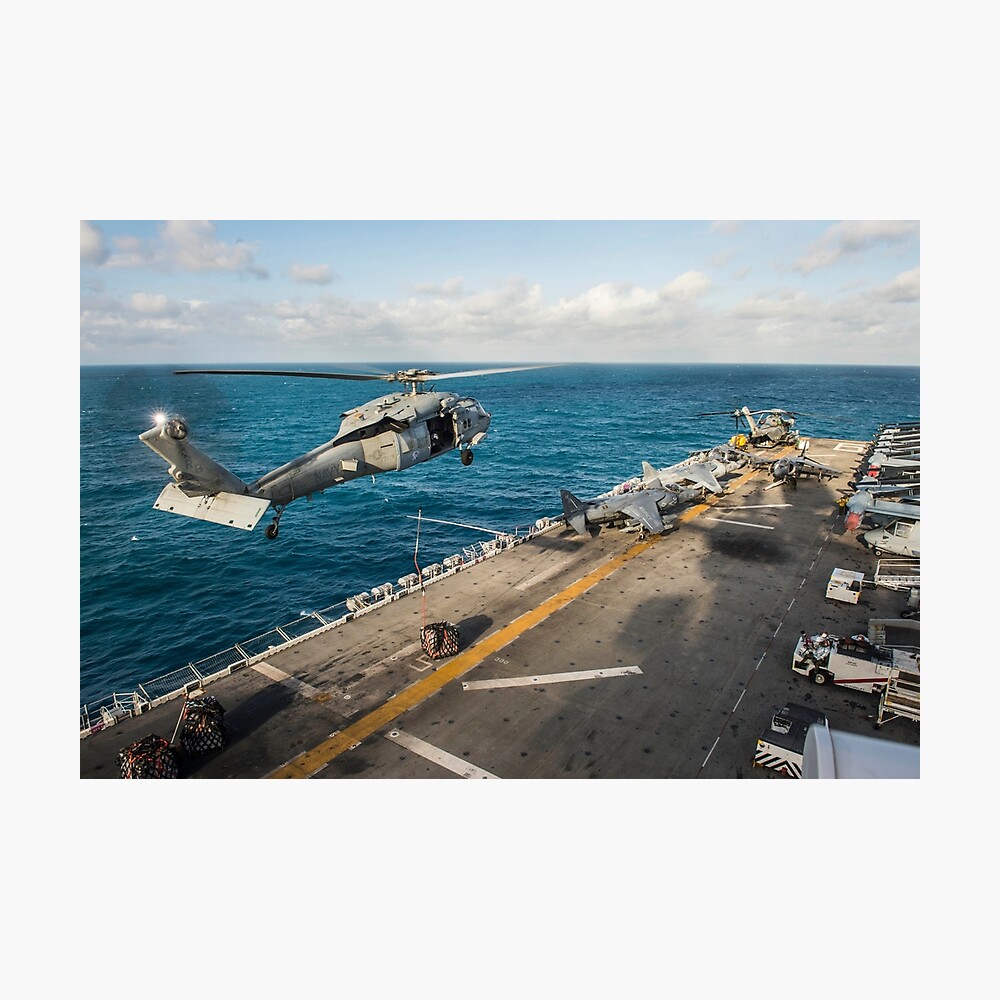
388;421;434;470
425;412;457;458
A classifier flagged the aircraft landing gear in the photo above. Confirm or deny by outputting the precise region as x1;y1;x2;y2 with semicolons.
265;504;286;540
461;449;474;466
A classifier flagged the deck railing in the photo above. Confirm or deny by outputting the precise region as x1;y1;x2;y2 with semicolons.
80;522;556;737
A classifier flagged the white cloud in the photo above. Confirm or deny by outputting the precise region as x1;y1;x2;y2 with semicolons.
161;221;268;277
290;263;334;285
130;292;181;316
732;289;812;320
794;221;918;273
873;266;920;303
80;221;109;265
412;277;464;296
101;221;269;277
555;282;660;325
660;270;711;301
80;265;919;366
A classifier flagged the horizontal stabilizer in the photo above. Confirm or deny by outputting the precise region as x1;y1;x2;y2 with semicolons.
152;483;270;531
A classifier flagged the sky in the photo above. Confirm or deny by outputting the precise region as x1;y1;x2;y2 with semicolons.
80;219;919;366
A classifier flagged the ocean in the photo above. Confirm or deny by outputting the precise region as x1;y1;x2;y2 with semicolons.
80;362;919;709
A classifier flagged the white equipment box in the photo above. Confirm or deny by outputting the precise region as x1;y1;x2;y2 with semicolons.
826;567;865;604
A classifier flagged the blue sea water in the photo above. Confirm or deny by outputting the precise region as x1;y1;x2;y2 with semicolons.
80;362;919;708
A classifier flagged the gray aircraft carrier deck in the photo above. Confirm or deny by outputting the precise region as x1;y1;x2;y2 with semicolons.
80;435;920;779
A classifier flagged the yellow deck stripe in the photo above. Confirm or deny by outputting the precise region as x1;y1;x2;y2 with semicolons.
268;534;661;777
267;454;781;778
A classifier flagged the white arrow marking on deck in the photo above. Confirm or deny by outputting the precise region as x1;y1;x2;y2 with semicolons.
254;660;325;699
386;730;499;778
462;665;642;691
701;517;775;530
716;504;792;510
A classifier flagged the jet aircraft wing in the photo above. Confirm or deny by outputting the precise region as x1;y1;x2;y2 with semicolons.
621;492;668;534
801;458;839;476
641;460;723;494
675;462;723;494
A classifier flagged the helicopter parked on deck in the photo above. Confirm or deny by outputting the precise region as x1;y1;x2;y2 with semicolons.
697;406;805;448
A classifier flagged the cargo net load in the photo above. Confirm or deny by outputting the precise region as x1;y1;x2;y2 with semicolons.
180;696;226;755
117;734;179;779
420;621;460;660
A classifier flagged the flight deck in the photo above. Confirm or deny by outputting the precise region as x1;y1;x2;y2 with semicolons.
79;435;920;779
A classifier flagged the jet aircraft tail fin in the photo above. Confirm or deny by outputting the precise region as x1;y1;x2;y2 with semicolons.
560;489;591;536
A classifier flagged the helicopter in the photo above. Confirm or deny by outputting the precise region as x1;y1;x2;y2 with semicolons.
696;406;805;448
843;489;920;531
139;365;548;539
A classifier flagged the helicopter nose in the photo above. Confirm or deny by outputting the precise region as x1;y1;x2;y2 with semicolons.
458;400;490;444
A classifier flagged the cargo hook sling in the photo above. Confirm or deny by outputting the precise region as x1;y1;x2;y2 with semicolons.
414;506;427;632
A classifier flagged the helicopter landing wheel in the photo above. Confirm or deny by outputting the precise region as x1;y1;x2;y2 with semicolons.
461;450;474;466
265;504;286;540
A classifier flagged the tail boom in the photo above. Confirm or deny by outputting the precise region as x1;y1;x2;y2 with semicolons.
140;417;268;530
140;417;250;497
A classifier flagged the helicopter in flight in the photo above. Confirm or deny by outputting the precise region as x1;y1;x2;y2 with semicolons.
697;406;805;448
139;365;547;539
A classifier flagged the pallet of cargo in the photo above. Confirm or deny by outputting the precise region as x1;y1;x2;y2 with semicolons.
420;621;460;659
117;734;179;779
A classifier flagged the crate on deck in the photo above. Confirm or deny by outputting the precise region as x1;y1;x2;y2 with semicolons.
420;621;460;660
118;734;179;779
179;695;226;755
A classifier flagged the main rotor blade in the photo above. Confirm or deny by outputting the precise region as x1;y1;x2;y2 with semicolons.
175;364;554;383
175;369;389;381
415;364;556;380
